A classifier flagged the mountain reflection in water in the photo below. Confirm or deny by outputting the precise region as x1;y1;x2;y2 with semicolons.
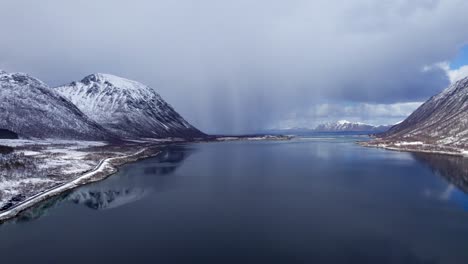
412;153;468;194
412;153;468;210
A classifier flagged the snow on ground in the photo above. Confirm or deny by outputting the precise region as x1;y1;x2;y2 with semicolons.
0;178;55;196
438;137;460;145
6;140;109;176
362;139;468;158
0;146;154;222
22;150;41;156
394;141;424;146
216;135;292;141
0;139;42;147
0;139;116;210
246;137;271;140
216;137;240;141
0;139;106;148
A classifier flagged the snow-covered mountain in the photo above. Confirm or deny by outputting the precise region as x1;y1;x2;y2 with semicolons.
314;120;392;132
378;76;468;147
0;71;112;140
55;73;205;139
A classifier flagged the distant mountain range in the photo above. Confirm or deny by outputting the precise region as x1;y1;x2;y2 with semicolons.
270;120;393;135
313;120;392;132
376;76;468;148
0;70;205;140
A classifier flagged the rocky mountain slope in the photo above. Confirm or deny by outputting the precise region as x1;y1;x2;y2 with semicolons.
0;71;112;140
314;120;392;132
55;73;205;139
377;76;468;148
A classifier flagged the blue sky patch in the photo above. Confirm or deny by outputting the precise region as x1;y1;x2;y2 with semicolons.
450;45;468;69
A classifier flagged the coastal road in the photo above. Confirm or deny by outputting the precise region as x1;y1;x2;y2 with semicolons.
0;148;150;223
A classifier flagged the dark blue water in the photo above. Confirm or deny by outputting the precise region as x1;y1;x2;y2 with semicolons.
1;136;468;264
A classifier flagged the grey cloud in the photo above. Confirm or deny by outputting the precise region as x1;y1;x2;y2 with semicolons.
1;0;467;133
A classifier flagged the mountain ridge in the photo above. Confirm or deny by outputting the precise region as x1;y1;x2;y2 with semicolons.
313;120;392;132
0;71;113;140
55;73;205;139
377;76;468;147
267;120;393;135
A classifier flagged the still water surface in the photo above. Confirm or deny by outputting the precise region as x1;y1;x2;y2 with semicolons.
1;136;468;263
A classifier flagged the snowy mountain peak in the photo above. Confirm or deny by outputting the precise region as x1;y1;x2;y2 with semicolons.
0;70;112;140
336;120;363;125
314;120;390;132
0;71;47;88
336;120;350;125
80;73;148;92
56;74;205;139
433;75;468;101
455;75;468;85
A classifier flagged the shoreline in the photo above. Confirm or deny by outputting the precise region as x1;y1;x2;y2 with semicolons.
0;135;293;223
5;135;464;223
0;147;162;224
358;141;468;158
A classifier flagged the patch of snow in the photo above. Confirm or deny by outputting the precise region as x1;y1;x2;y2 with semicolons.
0;139;105;148
216;137;239;141
0;178;54;191
394;141;424;147
20;151;41;156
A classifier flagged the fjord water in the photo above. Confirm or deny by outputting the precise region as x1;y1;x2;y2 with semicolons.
2;137;468;264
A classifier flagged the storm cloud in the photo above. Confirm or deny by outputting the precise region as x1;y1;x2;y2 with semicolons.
1;0;468;133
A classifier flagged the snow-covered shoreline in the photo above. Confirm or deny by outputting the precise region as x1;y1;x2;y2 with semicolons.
0;147;161;223
359;140;468;158
0;139;142;210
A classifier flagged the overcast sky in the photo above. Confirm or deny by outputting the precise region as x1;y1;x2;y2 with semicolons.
1;0;468;133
